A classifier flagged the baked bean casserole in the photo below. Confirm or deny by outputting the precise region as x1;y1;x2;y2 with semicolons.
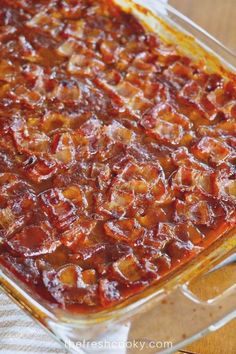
0;0;235;312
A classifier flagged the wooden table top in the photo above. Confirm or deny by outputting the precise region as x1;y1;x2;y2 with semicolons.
168;2;236;353
178;262;236;354
170;0;236;53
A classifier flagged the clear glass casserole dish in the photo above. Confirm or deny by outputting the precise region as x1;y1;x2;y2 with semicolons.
0;0;235;353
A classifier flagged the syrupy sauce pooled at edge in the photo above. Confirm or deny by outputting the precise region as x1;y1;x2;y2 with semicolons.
0;0;235;313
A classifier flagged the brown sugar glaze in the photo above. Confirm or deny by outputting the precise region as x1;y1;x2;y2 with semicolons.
0;0;235;313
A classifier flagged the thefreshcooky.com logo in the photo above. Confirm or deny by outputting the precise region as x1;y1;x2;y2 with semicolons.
65;338;173;351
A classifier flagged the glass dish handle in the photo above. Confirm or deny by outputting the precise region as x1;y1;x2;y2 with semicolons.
165;271;236;352
117;259;236;354
179;276;236;338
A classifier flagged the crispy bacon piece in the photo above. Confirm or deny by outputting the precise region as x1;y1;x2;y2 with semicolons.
174;197;215;226
62;185;83;206
98;161;169;218
171;147;211;170
0;173;36;238
99;279;120;306
51;132;76;167
104;218;143;243
165;239;199;261
215;177;236;203
179;80;201;102
24;155;58;183
112;254;145;283
74;243;133;270
49;81;81;102
147;222;203;262
152;221;204;248
61;218;96;250
99;40;120;64
7;222;58;256
105;121;134;145
192;137;232;164
43;264;98;306
39;188;77;231
207;82;236;108
64;19;85;39
42;113;71;133
141;103;192;145
97;189;134;218
198;120;236;138
149;120;184;145
0;59;16;82
90;162;111;190
176;222;204;245
57;38;79;57
137;208;167;228
11;118;50;155
113;161;167;201
26;10;63;37
68;53;105;76
172;166;214;196
142;103;192;130
163;61;193;89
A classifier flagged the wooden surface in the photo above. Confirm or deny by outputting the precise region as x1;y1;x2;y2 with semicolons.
170;0;236;53
178;263;236;354
168;2;236;353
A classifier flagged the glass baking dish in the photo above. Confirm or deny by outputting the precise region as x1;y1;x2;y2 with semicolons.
0;1;235;353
